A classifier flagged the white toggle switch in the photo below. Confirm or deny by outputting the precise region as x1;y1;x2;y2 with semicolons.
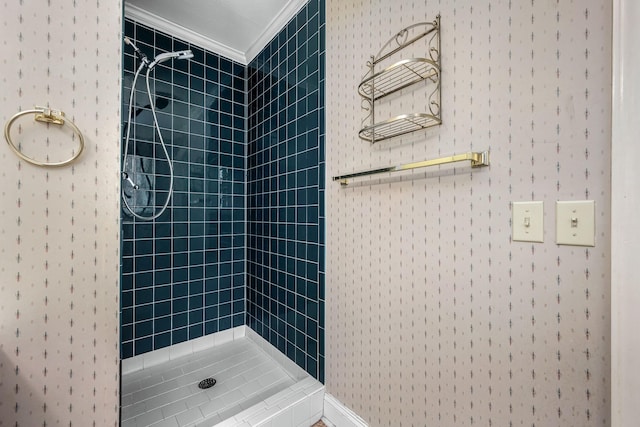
512;201;544;243
556;200;595;246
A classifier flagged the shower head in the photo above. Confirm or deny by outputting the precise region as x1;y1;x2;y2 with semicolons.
148;50;194;70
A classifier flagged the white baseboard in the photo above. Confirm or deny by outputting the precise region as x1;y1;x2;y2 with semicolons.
323;393;369;427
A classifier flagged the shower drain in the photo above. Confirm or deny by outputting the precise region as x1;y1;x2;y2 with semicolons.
198;377;217;389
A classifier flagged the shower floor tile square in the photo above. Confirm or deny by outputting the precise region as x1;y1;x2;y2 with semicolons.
121;337;296;427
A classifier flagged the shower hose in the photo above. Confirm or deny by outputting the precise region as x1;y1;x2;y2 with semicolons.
121;61;175;221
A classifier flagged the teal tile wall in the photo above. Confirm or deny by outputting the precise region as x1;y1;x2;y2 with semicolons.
121;19;246;358
246;0;326;381
121;2;325;382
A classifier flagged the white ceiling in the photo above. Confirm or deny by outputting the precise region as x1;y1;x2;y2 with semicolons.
124;0;308;64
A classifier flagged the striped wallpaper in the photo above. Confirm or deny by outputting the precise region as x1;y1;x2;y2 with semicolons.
0;1;121;426
326;1;611;426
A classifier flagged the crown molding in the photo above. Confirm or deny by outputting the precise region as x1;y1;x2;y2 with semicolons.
124;0;309;66
124;3;247;64
245;0;308;64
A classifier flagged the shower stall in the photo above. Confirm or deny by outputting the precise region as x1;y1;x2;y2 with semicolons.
119;1;326;425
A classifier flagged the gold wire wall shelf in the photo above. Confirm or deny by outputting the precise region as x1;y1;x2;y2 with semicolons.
358;58;440;100
359;17;441;143
358;112;441;143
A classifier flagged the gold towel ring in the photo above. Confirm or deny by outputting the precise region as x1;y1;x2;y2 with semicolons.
4;106;84;167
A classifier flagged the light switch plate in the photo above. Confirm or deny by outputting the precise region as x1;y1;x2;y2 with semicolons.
512;201;544;243
556;200;595;246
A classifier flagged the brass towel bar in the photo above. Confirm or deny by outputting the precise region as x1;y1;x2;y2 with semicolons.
332;150;490;185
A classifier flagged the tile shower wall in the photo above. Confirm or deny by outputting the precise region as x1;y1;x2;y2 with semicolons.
121;20;246;358
326;1;611;426
246;0;326;381
0;1;121;425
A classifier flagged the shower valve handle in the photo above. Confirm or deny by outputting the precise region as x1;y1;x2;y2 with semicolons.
122;172;139;190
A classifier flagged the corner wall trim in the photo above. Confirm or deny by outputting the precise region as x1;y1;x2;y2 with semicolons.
323;393;369;427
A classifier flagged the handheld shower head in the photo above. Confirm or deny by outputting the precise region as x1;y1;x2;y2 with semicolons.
148;50;194;70
122;40;192;221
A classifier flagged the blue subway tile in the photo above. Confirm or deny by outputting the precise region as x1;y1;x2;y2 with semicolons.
219;316;231;330
121;324;133;342
135;336;153;355
191;135;205;150
132;309;151;331
155;285;171;301
189;306;204;323
205;305;218;320
121;308;133;325
154;332;171;350
205;51;219;68
136;24;154;46
134;272;153;289
173;282;189;298
189;280;204;294
155;223;172;238
191;61;204;78
122;258;134;274
155;254;171;270
122;291;133;309
135;320;153;338
155;301;171;317
189;324;203;339
232;313;244;327
136;288;154;306
120;341;132;359
122;241;133;257
189;296;204;310
172;328;187;344
219;302;231;317
172;297;188;314
205;319;218;334
122;223;134;240
173;252;188;268
155;316;171;333
155;270;171;286
205;292;219;307
218;57;231;74
173;312;188;329
189;251;204;265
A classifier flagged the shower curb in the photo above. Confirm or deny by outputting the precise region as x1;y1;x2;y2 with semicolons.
121;326;325;427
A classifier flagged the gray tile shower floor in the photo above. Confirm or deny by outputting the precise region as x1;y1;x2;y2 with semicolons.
121;337;296;426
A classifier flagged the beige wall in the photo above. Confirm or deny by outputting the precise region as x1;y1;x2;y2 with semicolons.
326;1;611;426
0;2;122;426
